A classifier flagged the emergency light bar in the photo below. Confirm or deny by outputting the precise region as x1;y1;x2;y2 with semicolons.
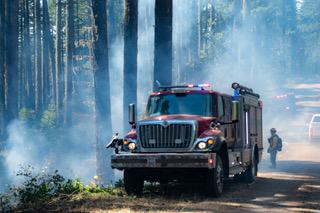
188;83;211;88
159;83;211;91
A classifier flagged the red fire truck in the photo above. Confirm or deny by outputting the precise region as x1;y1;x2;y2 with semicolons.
107;83;263;197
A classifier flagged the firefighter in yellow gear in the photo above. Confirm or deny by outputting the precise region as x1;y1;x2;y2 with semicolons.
267;128;282;168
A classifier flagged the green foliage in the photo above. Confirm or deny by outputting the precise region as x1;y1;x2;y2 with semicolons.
0;167;125;211
114;179;124;188
298;0;320;71
0;194;12;212
60;178;105;194
40;103;56;128
19;108;35;122
11;168;65;205
19;104;57;130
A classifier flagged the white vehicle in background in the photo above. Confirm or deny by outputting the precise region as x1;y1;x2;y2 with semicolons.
309;114;320;142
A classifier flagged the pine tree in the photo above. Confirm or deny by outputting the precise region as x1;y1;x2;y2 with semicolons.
92;0;114;185
6;0;19;122
22;0;34;109
64;0;74;126
34;0;42;113
43;0;55;107
154;0;173;89
123;0;138;133
55;0;63;123
0;0;5;137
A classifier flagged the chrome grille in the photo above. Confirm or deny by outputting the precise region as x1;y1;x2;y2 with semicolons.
139;123;194;148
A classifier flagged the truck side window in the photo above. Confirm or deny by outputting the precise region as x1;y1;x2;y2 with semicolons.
212;94;218;117
223;96;232;120
218;96;224;117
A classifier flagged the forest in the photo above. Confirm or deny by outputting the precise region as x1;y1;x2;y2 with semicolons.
0;0;320;193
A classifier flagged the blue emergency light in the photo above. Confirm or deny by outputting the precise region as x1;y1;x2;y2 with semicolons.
187;83;211;88
159;83;211;91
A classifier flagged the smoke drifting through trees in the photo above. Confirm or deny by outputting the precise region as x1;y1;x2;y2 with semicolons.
0;0;320;190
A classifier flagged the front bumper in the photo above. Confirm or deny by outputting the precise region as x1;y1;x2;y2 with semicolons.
111;152;216;169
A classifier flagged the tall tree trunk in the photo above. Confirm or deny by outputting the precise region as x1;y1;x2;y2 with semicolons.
18;0;24;109
44;0;56;104
154;0;173;89
92;0;113;186
203;2;209;55
0;0;5;138
55;0;63;123
197;0;202;60
190;0;198;70
232;0;242;65
34;0;42;113
108;0;117;45
123;0;138;133
6;0;19;123
23;0;34;110
64;0;74;126
42;0;54;108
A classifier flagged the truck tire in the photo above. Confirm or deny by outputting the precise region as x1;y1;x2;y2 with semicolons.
234;152;258;183
244;156;257;183
206;154;224;197
124;169;144;196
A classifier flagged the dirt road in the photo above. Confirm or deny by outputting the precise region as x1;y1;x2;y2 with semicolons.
46;142;320;213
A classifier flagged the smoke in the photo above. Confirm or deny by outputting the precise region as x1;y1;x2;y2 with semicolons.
137;0;155;117
0;119;97;191
109;39;124;136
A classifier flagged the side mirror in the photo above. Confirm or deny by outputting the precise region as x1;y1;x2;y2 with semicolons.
232;101;240;122
129;103;136;125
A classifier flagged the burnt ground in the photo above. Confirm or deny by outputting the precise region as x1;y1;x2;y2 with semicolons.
34;142;320;213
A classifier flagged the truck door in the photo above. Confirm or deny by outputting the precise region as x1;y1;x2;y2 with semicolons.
222;96;235;145
243;105;258;148
242;105;258;163
219;96;235;146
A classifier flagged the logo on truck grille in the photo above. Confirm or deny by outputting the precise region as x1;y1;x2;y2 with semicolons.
162;120;169;128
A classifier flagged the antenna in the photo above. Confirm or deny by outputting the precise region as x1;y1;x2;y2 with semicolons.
155;80;161;88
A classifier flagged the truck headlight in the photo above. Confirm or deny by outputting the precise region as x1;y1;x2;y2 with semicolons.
128;142;136;150
197;142;207;150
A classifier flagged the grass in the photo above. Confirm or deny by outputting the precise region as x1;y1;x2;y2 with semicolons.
0;167;127;212
0;167;208;212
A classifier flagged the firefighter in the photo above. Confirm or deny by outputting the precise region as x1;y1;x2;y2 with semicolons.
267;128;282;168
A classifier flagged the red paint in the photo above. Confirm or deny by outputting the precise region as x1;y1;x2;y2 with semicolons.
199;128;222;138
143;114;219;137
126;115;221;138
126;129;137;139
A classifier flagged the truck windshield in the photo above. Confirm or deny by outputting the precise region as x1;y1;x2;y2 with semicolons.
146;93;215;117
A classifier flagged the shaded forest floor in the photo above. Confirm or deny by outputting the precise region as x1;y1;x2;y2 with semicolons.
18;143;320;213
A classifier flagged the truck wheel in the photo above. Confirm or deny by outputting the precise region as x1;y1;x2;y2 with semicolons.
254;157;258;177
245;156;257;183
207;154;224;197
124;169;144;196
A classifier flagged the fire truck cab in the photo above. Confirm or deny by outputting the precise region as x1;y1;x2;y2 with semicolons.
107;82;263;197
